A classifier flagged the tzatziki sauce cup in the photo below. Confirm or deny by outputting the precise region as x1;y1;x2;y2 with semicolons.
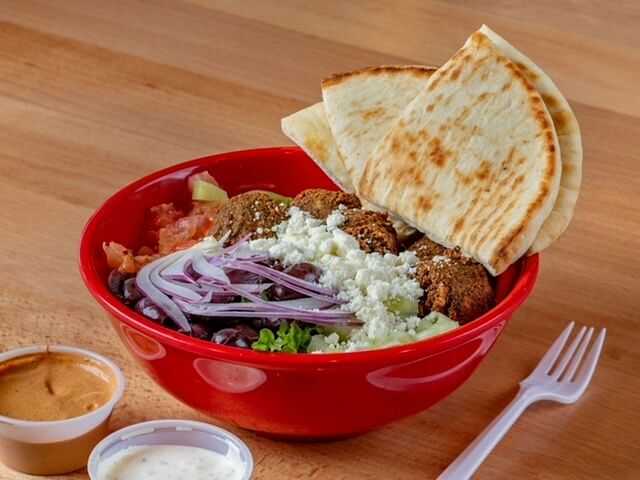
88;419;254;480
0;345;126;475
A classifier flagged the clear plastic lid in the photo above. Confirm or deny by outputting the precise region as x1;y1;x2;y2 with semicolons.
88;419;254;479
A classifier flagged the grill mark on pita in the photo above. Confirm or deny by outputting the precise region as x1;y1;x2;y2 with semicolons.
491;140;557;271
541;94;559;110
428;70;448;92
501;81;512;92
453;106;473;127
545;129;556;153
475;160;491;181
306;136;328;162
515;61;538;82
553;110;572;135
454;168;472;186
505;61;536;93
321;65;437;88
462;147;515;249
461;160;503;248
428;137;448;167
472;165;525;253
562;161;574;175
390;134;402;154
417;195;432;212
453;217;465;235
402;130;420;146
450;67;462;81
359;107;385;120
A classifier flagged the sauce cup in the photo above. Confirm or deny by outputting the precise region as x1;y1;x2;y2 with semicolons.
0;345;125;475
88;419;254;479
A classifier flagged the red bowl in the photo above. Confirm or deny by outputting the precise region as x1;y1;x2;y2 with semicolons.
80;147;539;439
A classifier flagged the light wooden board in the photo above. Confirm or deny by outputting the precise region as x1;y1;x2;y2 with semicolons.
0;1;638;478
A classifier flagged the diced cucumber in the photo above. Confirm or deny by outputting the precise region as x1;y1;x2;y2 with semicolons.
416;312;458;335
385;296;419;316
192;180;228;202
254;190;292;205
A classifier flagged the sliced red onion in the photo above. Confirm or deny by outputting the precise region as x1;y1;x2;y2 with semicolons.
262;297;334;310
136;252;192;332
192;250;229;284
195;280;271;294
220;235;251;255
150;270;202;302
225;260;337;298
223;283;338;313
194;290;238;304
161;251;197;283
175;300;359;326
133;237;357;331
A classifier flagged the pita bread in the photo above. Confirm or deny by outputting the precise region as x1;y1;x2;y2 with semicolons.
358;31;561;275
282;102;354;192
281;102;416;239
321;66;436;189
478;26;582;253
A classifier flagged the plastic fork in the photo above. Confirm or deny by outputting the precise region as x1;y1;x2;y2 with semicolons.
438;322;606;480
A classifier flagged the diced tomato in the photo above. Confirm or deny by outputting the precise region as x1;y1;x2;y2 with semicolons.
189;201;222;220
137;245;155;256
133;253;160;268
158;214;212;254
148;203;184;230
104;181;223;272
103;242;136;273
143;203;184;247
103;242;161;274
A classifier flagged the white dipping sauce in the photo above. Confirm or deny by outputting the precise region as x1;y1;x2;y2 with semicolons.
97;444;245;480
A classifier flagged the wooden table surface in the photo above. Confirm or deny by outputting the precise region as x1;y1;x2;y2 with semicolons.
1;1;639;478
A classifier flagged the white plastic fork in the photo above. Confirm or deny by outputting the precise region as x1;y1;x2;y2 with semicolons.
438;322;606;480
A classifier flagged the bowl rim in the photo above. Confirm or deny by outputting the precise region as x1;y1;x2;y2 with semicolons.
79;146;539;367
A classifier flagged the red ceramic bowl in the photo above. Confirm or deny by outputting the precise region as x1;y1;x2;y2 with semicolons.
80;147;539;439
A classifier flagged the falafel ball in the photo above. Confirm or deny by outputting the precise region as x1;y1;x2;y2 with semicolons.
341;209;399;254
408;235;449;259
210;191;288;245
408;236;494;324
293;188;361;219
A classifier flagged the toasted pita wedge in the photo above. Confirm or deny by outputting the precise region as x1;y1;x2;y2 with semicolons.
479;25;582;253
358;31;561;275
282;102;354;192
321;65;436;189
281;101;416;238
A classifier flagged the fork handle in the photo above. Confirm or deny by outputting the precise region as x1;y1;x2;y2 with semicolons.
437;388;534;480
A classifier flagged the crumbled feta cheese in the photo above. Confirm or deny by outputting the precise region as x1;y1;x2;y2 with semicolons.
432;255;450;265
256;227;264;234
326;210;345;229
247;207;455;352
254;211;262;220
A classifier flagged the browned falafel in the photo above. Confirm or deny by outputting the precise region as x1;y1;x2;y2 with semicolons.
293;188;361;219
341;209;400;254
210;191;288;245
408;236;494;324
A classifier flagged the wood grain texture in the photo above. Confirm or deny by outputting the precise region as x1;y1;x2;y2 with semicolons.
0;1;638;478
